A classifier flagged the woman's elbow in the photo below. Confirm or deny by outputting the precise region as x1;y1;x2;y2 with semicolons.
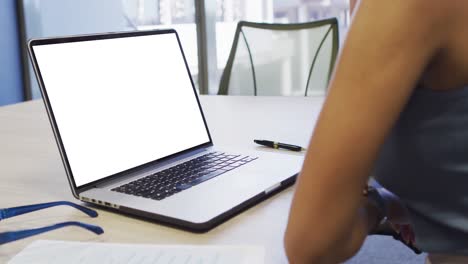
284;226;364;264
284;227;330;263
284;231;317;263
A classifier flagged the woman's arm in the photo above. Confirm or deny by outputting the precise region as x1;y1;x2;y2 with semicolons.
284;1;452;263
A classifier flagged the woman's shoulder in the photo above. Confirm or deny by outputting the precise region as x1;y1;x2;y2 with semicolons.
357;0;462;12
353;0;467;59
356;0;464;29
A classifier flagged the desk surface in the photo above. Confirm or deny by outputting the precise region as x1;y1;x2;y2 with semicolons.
0;95;324;263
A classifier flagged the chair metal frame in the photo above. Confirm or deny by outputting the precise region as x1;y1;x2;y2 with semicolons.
218;18;340;96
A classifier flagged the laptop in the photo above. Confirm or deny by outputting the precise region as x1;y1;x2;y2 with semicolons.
28;29;303;232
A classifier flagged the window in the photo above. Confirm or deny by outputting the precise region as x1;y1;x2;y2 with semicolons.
22;0;198;98
122;0;199;90
21;0;349;98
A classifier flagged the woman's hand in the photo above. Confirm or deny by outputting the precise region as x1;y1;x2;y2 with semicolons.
377;187;416;245
378;188;410;224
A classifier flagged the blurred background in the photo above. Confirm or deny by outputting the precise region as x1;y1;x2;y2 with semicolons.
1;0;350;105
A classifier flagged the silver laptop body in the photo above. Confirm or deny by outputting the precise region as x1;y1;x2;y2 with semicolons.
28;29;303;231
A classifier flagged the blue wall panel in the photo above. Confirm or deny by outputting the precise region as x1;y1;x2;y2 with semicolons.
0;0;24;106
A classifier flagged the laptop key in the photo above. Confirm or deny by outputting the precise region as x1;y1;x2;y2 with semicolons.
228;162;243;167
176;170;225;190
239;157;256;163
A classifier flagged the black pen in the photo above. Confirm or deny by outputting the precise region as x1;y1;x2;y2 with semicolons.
254;139;306;152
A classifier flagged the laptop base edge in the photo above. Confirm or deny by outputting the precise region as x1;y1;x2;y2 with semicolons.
80;174;297;233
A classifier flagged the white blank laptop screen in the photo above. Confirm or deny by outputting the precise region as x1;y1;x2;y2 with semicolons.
32;33;211;187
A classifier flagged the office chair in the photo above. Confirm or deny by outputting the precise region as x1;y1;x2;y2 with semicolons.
218;18;339;96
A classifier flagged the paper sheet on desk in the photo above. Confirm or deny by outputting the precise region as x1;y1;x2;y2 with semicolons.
8;240;265;264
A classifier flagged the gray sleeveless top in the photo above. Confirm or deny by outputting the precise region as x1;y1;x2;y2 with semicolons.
374;86;468;254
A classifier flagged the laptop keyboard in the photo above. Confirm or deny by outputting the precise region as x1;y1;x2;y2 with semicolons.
111;152;257;201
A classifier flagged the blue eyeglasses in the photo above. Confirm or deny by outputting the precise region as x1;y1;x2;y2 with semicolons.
0;201;104;245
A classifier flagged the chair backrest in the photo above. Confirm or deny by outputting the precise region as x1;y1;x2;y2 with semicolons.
218;18;339;96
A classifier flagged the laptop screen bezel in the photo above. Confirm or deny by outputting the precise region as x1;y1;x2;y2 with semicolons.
28;29;214;194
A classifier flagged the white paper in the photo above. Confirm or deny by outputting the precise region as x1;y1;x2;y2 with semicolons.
8;240;264;264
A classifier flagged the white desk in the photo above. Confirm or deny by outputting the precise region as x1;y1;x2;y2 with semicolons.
0;95;324;263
